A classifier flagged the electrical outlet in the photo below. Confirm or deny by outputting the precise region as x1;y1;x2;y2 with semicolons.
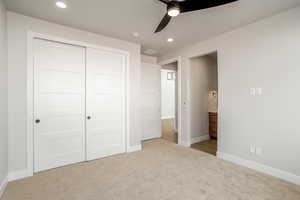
256;147;263;156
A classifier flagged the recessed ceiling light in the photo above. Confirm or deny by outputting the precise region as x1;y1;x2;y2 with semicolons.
56;1;67;9
132;32;139;37
167;38;174;42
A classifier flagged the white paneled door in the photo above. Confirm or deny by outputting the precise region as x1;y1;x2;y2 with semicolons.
86;48;126;161
141;63;161;140
34;39;86;172
161;69;176;119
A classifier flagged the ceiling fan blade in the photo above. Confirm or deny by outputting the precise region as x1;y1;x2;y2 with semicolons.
158;0;170;4
180;0;238;13
154;14;172;33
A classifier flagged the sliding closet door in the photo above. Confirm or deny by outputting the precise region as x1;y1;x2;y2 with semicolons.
34;39;86;172
86;48;126;160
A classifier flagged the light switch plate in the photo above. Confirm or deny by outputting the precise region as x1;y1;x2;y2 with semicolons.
256;88;262;96
250;88;256;96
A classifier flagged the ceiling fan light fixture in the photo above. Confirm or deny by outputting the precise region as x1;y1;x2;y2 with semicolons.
155;0;238;33
167;6;180;17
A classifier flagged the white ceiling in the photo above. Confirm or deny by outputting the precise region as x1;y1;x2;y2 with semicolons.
5;0;300;56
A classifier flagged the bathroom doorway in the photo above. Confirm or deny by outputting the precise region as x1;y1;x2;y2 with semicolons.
189;52;218;156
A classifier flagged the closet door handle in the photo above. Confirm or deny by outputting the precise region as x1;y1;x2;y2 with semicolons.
35;119;40;123
87;116;91;120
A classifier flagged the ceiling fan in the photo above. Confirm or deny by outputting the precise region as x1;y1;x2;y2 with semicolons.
155;0;238;33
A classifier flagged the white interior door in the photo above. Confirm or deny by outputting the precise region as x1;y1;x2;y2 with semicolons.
141;63;161;140
161;69;176;119
86;48;126;161
34;39;86;172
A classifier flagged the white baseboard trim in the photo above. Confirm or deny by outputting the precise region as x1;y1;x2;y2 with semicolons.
142;136;161;141
127;144;142;153
0;174;8;199
161;116;175;120
217;151;300;185
8;169;31;182
190;135;210;145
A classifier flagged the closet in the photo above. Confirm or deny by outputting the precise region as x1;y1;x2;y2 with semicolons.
33;39;127;172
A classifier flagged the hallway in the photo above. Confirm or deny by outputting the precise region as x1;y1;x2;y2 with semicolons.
161;118;177;144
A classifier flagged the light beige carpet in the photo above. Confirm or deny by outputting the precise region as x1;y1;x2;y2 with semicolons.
3;139;300;200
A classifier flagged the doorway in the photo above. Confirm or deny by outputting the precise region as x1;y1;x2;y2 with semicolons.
189;52;218;156
161;62;178;144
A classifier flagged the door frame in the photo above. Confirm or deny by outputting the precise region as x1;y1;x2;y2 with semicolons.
27;31;130;177
187;50;219;150
158;57;183;146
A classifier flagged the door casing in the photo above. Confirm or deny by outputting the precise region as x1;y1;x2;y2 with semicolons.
158;57;183;146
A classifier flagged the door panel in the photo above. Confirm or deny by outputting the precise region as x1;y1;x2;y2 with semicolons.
141;63;161;140
86;48;126;161
34;39;86;172
161;69;176;119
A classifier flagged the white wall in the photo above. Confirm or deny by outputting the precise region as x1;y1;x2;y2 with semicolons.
162;62;177;70
189;56;217;141
161;69;176;119
141;55;157;65
7;12;141;173
159;6;300;177
0;0;8;189
141;61;161;140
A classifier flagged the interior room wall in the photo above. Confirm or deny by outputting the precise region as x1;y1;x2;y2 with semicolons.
0;0;8;191
140;56;161;140
7;12;141;174
158;6;300;179
141;55;157;65
189;56;217;142
161;62;177;70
